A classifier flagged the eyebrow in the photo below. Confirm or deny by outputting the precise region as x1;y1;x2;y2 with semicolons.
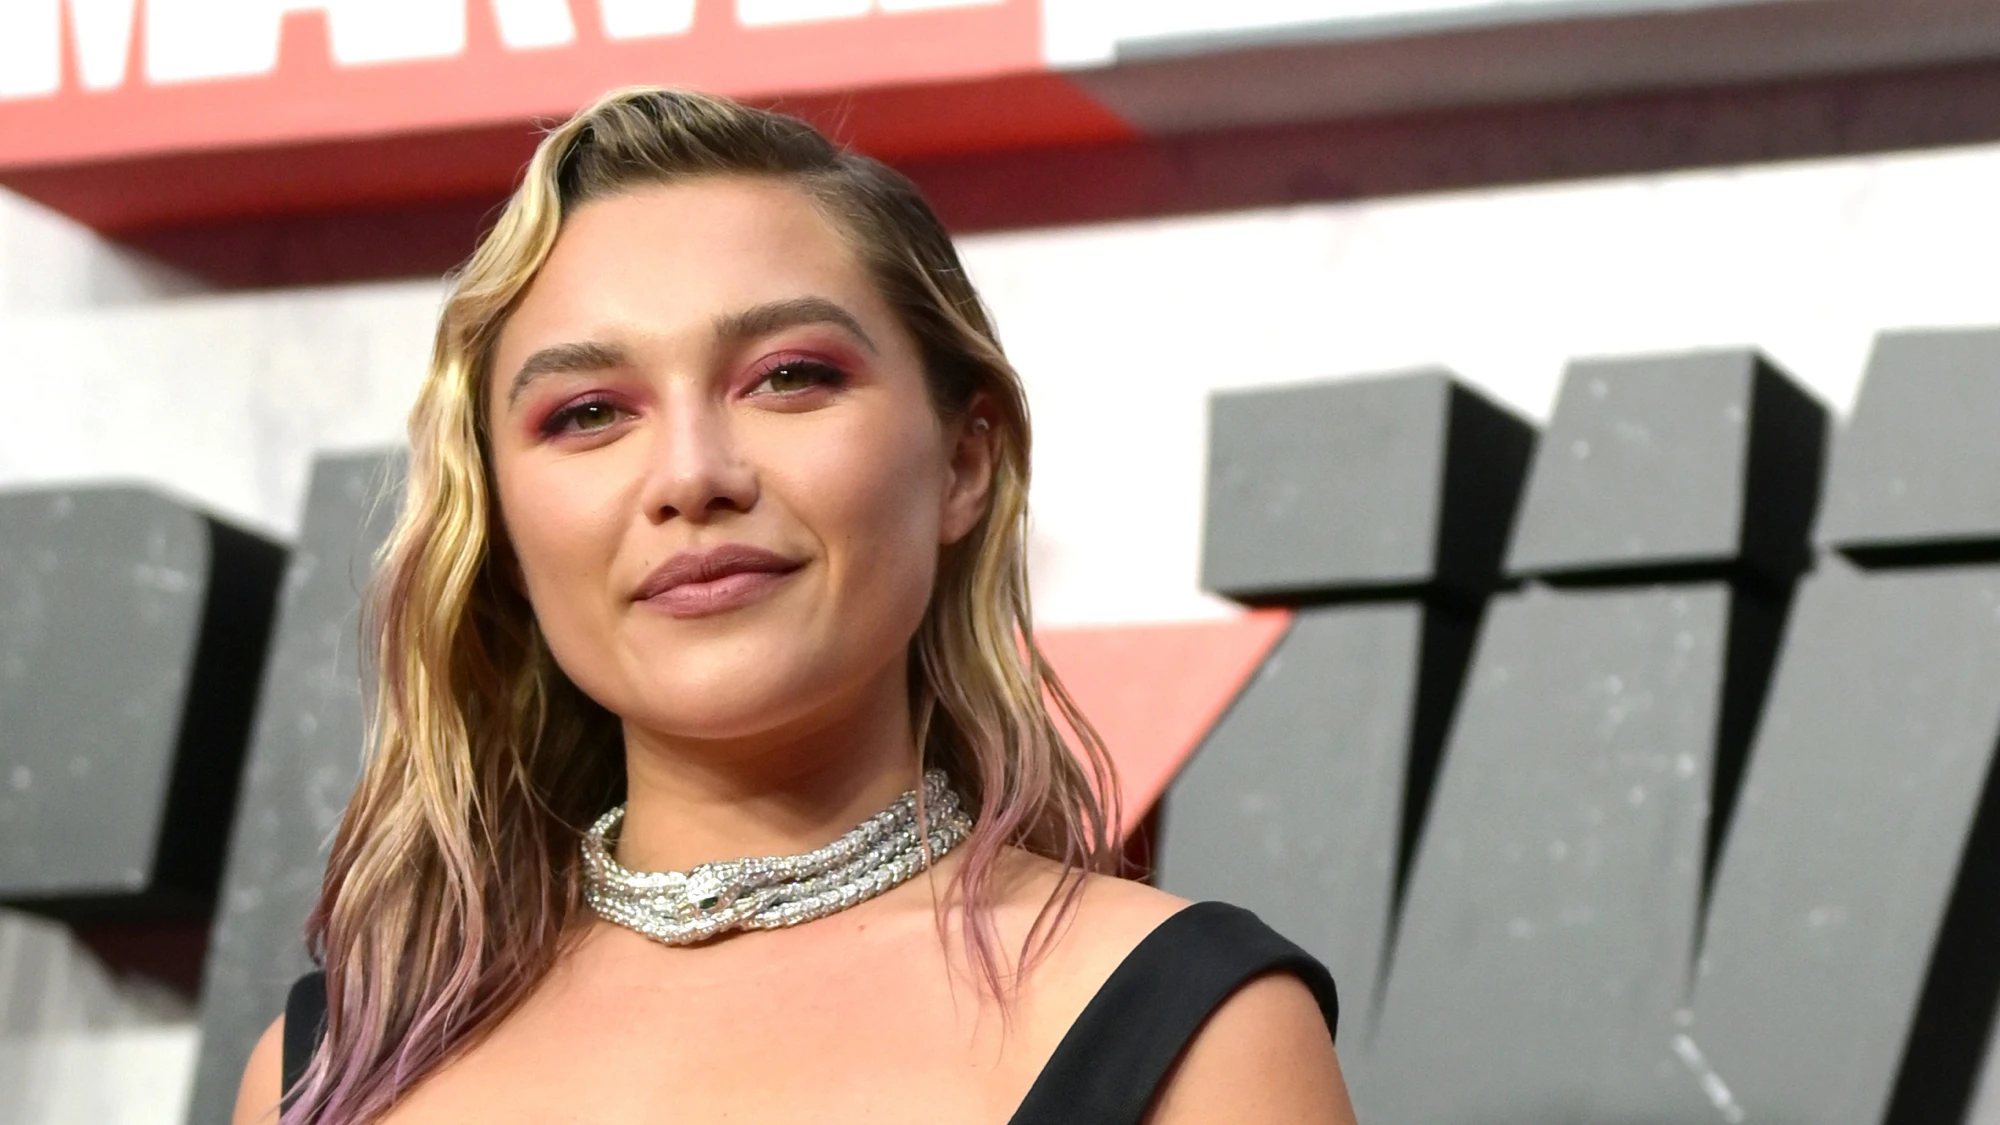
713;296;876;356
506;296;875;408
507;340;631;407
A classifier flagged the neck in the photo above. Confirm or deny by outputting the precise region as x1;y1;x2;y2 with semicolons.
612;661;924;873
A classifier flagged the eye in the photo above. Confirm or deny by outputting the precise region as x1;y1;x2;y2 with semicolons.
541;397;628;437
749;358;847;396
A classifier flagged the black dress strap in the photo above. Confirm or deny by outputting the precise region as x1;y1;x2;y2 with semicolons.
1007;901;1339;1125
273;904;1336;1124
281;970;329;1107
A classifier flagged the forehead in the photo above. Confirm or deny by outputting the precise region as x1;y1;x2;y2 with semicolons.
496;177;881;361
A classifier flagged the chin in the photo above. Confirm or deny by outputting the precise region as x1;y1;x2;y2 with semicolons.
604;648;864;744
628;692;818;743
545;596;921;745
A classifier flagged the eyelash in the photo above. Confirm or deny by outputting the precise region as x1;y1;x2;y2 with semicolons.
538;395;626;438
748;357;848;396
534;359;848;438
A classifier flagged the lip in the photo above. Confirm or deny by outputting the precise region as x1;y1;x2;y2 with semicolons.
633;544;806;620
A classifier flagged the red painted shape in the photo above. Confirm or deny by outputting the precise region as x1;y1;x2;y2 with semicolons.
1037;611;1292;842
780;69;1134;161
0;1;1137;233
2;4;1041;166
0;69;1133;233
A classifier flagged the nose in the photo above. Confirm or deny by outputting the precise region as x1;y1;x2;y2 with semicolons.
638;395;758;524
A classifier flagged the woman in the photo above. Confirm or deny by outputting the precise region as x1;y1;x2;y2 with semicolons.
232;86;1357;1125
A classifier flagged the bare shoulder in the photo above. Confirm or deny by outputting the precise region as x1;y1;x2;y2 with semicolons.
983;850;1192;988
1056;866;1192;944
951;850;1183;1037
986;852;1357;1123
232;1014;286;1125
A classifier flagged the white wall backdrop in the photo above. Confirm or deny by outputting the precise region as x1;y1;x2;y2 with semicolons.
971;141;2000;625
9;142;2000;624
2;136;1999;1121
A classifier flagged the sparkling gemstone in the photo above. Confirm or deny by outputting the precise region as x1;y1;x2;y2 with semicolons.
685;872;725;911
583;770;964;944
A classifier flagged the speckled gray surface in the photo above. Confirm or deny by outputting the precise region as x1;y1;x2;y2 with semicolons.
1626;566;2000;1125
1505;350;1825;584
1361;585;1728;1125
0;487;209;900
1158;603;1418;1047
1817;328;2000;554
1201;370;1531;603
184;451;401;1125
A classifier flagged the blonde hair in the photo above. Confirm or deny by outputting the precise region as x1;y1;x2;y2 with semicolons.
287;87;1120;1123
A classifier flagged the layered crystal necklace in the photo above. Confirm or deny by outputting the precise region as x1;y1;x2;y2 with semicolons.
582;769;974;945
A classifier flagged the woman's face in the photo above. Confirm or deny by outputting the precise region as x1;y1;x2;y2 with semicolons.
486;177;992;748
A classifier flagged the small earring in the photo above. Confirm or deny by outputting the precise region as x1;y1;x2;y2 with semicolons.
972;418;991;435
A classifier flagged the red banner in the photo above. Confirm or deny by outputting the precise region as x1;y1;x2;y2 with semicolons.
0;1;1130;231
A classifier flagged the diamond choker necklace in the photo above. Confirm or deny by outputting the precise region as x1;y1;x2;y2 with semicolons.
582;769;973;945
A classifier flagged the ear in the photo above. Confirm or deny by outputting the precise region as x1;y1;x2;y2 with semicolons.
939;396;999;546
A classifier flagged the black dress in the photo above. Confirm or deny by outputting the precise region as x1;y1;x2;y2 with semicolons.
281;901;1339;1125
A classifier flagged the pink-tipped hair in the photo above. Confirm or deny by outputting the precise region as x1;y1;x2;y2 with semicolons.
281;86;1120;1124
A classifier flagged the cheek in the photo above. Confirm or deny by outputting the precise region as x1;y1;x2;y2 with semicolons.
775;411;948;615
493;457;631;654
